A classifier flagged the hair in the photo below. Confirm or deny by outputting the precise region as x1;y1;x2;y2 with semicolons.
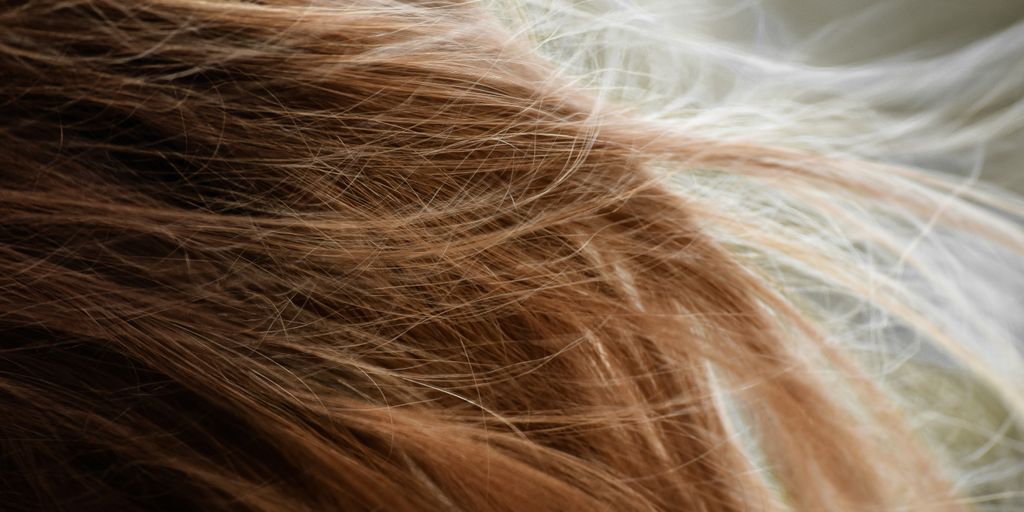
1;0;1022;510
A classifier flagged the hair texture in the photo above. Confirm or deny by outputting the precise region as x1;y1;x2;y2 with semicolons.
1;1;1022;511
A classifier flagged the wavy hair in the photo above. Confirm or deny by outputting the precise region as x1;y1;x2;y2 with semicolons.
1;1;1021;510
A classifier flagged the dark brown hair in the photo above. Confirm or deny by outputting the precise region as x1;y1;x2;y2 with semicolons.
1;1;1018;510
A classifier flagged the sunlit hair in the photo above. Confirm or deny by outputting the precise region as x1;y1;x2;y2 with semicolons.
1;1;1022;510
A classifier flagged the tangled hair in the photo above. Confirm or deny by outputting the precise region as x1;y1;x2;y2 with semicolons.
1;1;1022;510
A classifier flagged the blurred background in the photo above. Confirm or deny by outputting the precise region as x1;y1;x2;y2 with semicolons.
497;0;1024;193
693;0;1024;193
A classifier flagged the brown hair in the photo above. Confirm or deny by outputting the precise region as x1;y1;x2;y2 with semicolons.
1;1;1017;510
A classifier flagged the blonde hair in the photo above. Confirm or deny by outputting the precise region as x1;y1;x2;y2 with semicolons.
1;1;1021;510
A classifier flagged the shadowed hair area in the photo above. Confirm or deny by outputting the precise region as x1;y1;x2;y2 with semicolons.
1;1;1021;511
